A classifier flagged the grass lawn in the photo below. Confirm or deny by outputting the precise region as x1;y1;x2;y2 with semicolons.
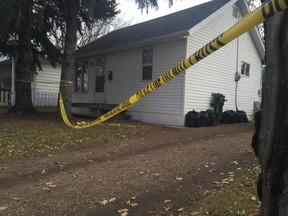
184;166;261;215
0;106;152;158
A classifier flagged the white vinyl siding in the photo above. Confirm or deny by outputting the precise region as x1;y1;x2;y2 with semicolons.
105;39;187;125
33;63;61;93
31;62;61;107
184;5;262;120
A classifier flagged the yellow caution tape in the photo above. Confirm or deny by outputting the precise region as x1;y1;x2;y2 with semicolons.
60;0;288;129
16;79;73;85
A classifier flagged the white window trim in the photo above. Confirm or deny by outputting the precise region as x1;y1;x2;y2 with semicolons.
241;61;250;77
142;49;153;81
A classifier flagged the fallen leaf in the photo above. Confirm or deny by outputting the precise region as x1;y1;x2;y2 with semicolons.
118;208;129;213
0;207;8;211
163;206;171;212
164;200;172;203
222;179;230;184
98;197;117;206
120;212;128;216
177;207;184;212
228;177;235;182
98;200;109;205
129;203;138;207
152;173;160;176
250;196;257;201
176;177;183;181
230;160;239;165
41;169;46;174
42;187;50;190
109;198;117;203
46;182;54;185
12;197;20;201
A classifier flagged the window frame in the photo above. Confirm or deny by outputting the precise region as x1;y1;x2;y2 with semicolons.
75;61;89;93
95;58;105;93
142;49;153;81
241;61;250;77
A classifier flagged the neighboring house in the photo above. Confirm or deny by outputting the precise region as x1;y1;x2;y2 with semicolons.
0;58;61;107
73;0;264;126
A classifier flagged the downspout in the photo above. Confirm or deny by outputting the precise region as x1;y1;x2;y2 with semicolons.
181;31;190;126
235;35;240;111
234;8;241;111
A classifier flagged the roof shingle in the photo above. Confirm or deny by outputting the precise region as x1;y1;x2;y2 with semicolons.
77;0;230;56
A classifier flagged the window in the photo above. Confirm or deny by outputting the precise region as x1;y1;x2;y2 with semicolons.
241;62;250;76
95;58;105;93
75;61;88;92
142;49;153;80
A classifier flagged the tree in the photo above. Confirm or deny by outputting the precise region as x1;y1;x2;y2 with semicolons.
259;11;288;215
0;0;62;113
57;0;119;119
77;14;132;47
10;0;35;113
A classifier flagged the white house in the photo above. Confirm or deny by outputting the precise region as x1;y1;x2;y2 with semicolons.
72;0;264;126
0;58;61;107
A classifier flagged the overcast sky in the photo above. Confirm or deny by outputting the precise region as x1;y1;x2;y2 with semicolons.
117;0;211;24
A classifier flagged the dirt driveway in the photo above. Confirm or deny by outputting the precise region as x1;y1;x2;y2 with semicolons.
0;122;257;216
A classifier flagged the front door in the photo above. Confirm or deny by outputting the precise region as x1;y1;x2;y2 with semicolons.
94;58;105;103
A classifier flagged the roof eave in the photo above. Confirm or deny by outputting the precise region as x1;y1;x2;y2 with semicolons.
237;0;265;62
76;30;190;59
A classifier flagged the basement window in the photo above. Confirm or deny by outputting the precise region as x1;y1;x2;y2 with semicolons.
241;62;250;76
75;61;88;92
142;49;153;80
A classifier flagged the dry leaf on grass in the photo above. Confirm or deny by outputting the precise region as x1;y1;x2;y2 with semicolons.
12;197;20;201
0;207;8;211
98;199;109;205
118;208;129;213
177;207;184;212
98;197;117;205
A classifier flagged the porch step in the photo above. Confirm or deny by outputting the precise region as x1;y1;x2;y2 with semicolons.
72;103;130;120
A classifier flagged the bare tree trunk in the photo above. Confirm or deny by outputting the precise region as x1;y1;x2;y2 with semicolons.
259;11;288;215
57;0;79;120
9;0;35;113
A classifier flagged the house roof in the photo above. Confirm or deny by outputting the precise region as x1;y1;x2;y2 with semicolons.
77;0;264;61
